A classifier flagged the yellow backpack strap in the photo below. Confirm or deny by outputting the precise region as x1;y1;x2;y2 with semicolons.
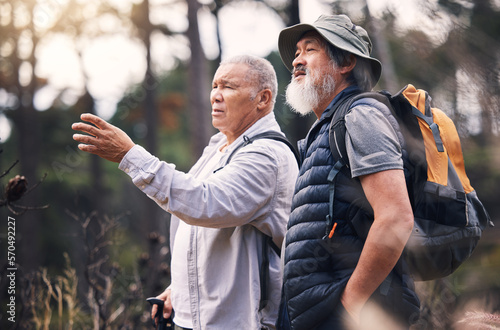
403;85;444;152
431;107;474;193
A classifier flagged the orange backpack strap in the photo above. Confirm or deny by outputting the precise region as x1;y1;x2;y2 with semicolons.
431;108;474;193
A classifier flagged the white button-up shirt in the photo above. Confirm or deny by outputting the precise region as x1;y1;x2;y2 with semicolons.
119;113;298;329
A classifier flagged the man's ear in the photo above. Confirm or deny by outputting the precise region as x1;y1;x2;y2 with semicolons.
256;89;273;111
340;55;357;75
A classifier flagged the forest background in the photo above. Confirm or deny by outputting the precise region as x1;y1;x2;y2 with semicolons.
0;0;499;328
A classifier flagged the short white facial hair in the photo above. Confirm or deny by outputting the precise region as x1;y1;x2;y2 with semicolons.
285;64;337;116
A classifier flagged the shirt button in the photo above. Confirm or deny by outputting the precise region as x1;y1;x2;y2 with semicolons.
125;168;130;173
141;184;145;189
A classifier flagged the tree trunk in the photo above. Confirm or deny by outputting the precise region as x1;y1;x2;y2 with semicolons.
362;1;399;93
212;0;223;65
288;0;300;25
14;24;42;272
286;0;311;144
186;0;212;160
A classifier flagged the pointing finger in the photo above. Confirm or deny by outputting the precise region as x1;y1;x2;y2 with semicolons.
77;143;99;155
73;133;97;145
80;113;109;130
72;122;99;137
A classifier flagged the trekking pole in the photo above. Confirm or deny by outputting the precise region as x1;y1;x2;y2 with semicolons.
146;297;174;330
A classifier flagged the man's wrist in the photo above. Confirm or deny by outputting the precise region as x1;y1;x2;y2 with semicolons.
118;144;139;172
340;285;365;322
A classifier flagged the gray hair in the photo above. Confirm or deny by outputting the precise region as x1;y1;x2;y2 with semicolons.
220;55;278;106
325;43;376;92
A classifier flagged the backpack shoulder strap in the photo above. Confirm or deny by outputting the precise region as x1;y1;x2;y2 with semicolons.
324;91;393;240
225;131;301;167
219;130;296;255
329;91;393;170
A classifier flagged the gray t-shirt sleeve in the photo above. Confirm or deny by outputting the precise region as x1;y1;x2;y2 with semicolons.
344;100;403;178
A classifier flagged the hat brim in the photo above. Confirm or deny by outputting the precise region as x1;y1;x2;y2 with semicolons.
278;23;382;84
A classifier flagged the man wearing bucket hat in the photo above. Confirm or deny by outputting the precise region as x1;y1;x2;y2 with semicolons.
277;15;420;329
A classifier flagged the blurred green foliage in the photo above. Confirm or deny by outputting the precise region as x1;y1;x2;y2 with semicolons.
0;0;499;328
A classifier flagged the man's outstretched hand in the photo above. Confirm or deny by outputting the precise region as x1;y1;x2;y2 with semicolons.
72;113;135;163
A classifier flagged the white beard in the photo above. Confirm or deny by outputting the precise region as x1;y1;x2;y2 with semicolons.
285;67;337;116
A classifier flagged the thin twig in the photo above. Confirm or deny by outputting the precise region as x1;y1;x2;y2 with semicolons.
0;160;19;179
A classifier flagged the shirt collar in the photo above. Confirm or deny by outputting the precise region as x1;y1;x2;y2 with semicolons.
222;112;279;152
320;85;361;120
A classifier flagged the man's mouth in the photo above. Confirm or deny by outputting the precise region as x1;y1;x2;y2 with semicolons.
294;71;305;78
293;66;307;79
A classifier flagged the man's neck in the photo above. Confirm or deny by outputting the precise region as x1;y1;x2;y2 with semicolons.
313;82;354;119
223;110;273;146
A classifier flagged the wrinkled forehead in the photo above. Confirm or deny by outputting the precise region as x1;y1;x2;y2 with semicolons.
213;62;251;83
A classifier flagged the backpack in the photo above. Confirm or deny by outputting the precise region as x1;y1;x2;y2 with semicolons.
327;84;492;281
219;130;300;309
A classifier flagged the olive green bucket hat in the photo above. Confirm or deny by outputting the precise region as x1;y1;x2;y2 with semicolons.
278;14;382;84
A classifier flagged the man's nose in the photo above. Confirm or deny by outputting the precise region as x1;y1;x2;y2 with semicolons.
211;89;222;103
292;51;305;69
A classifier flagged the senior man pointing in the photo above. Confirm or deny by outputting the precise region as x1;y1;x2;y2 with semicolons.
73;55;298;330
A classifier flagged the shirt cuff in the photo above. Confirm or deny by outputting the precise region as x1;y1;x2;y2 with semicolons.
118;145;175;197
118;144;146;177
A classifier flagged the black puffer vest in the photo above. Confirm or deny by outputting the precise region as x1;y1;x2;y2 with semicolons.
280;88;420;329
